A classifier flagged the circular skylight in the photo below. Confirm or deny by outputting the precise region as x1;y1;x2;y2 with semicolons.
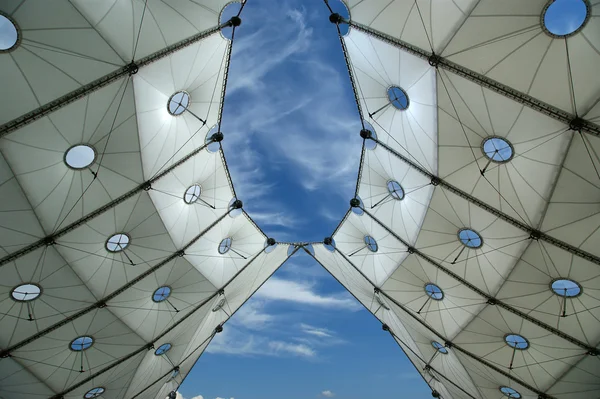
184;184;201;204
543;0;589;38
205;125;222;153
84;387;106;399
155;343;172;356
458;229;483;249
362;120;377;150
219;237;233;254
500;386;522;399
364;235;378;252
228;197;243;218
106;233;130;252
324;238;336;252
482;137;513;163
425;283;444;300
551;278;582;297
387;180;405;200
504;334;529;350
70;336;93;351
220;2;242;40
329;0;350;36
431;341;448;354
167;91;190;116
11;283;41;302
65;144;96;169
153;286;171;302
168;368;180;381
351;196;364;216
387;86;409;110
0;14;18;51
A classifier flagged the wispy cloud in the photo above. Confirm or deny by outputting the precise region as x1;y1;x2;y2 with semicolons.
255;277;361;311
321;390;335;398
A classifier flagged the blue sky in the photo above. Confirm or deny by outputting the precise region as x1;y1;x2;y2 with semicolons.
175;0;431;398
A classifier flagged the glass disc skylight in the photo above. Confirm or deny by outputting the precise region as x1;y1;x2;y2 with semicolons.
11;283;41;302
219;237;233;254
106;233;130;252
482;137;513;163
184;184;201;204
84;387;105;399
551;279;582;297
167;91;190;116
70;336;93;351
458;229;483;248
432;341;448;354
543;0;589;37
387;86;409;110
65;144;96;169
0;14;18;51
425;283;443;300
387;180;405;200
504;334;529;350
364;235;378;252
500;386;522;398
153;286;171;302
155;343;172;356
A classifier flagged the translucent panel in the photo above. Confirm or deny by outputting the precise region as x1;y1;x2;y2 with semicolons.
432;341;448;354
167;91;190;116
363;120;378;151
106;233;130;252
219;237;233;254
11;283;41;302
482;137;513;163
364;235;378;252
155;343;172;356
0;14;18;51
504;334;529;350
70;336;93;351
387;180;405;200
458;229;482;248
425;283;444;300
153;286;171;302
387;86;409;110
184;184;202;204
543;0;589;37
500;386;522;398
551;279;582;297
84;387;105;399
65;145;96;169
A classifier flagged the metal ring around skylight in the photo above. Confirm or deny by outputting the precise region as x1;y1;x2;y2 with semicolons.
106;233;130;253
500;386;522;398
219;1;242;40
458;228;483;249
64;144;97;170
84;387;106;399
541;0;590;38
387;180;405;200
387;86;409;110
551;278;582;297
482;136;514;163
431;341;448;354
364;235;378;252
70;335;94;351
219;237;233;254
154;343;172;356
10;283;42;302
504;333;529;350
425;283;444;300
152;286;171;303
167;91;190;116
184;184;202;204
0;13;20;52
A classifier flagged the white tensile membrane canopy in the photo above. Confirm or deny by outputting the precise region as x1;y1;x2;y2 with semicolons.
312;0;600;398
1;1;600;399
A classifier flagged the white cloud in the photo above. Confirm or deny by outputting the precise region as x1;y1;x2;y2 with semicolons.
300;323;333;338
268;340;316;357
321;390;335;397
229;299;274;330
255;277;361;311
170;393;203;399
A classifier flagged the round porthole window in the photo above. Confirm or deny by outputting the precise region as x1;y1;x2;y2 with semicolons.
11;283;41;302
219;237;233;254
542;0;589;38
425;283;443;300
458;229;483;249
387;180;405;200
387;86;409;110
482;137;513;163
431;341;448;354
65;144;96;169
84;387;106;399
70;336;94;351
155;343;172;356
167;91;190;116
0;14;19;52
184;184;201;204
551;278;582;297
362;120;378;151
504;334;529;350
106;233;130;252
500;386;522;398
153;286;171;302
364;235;378;252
